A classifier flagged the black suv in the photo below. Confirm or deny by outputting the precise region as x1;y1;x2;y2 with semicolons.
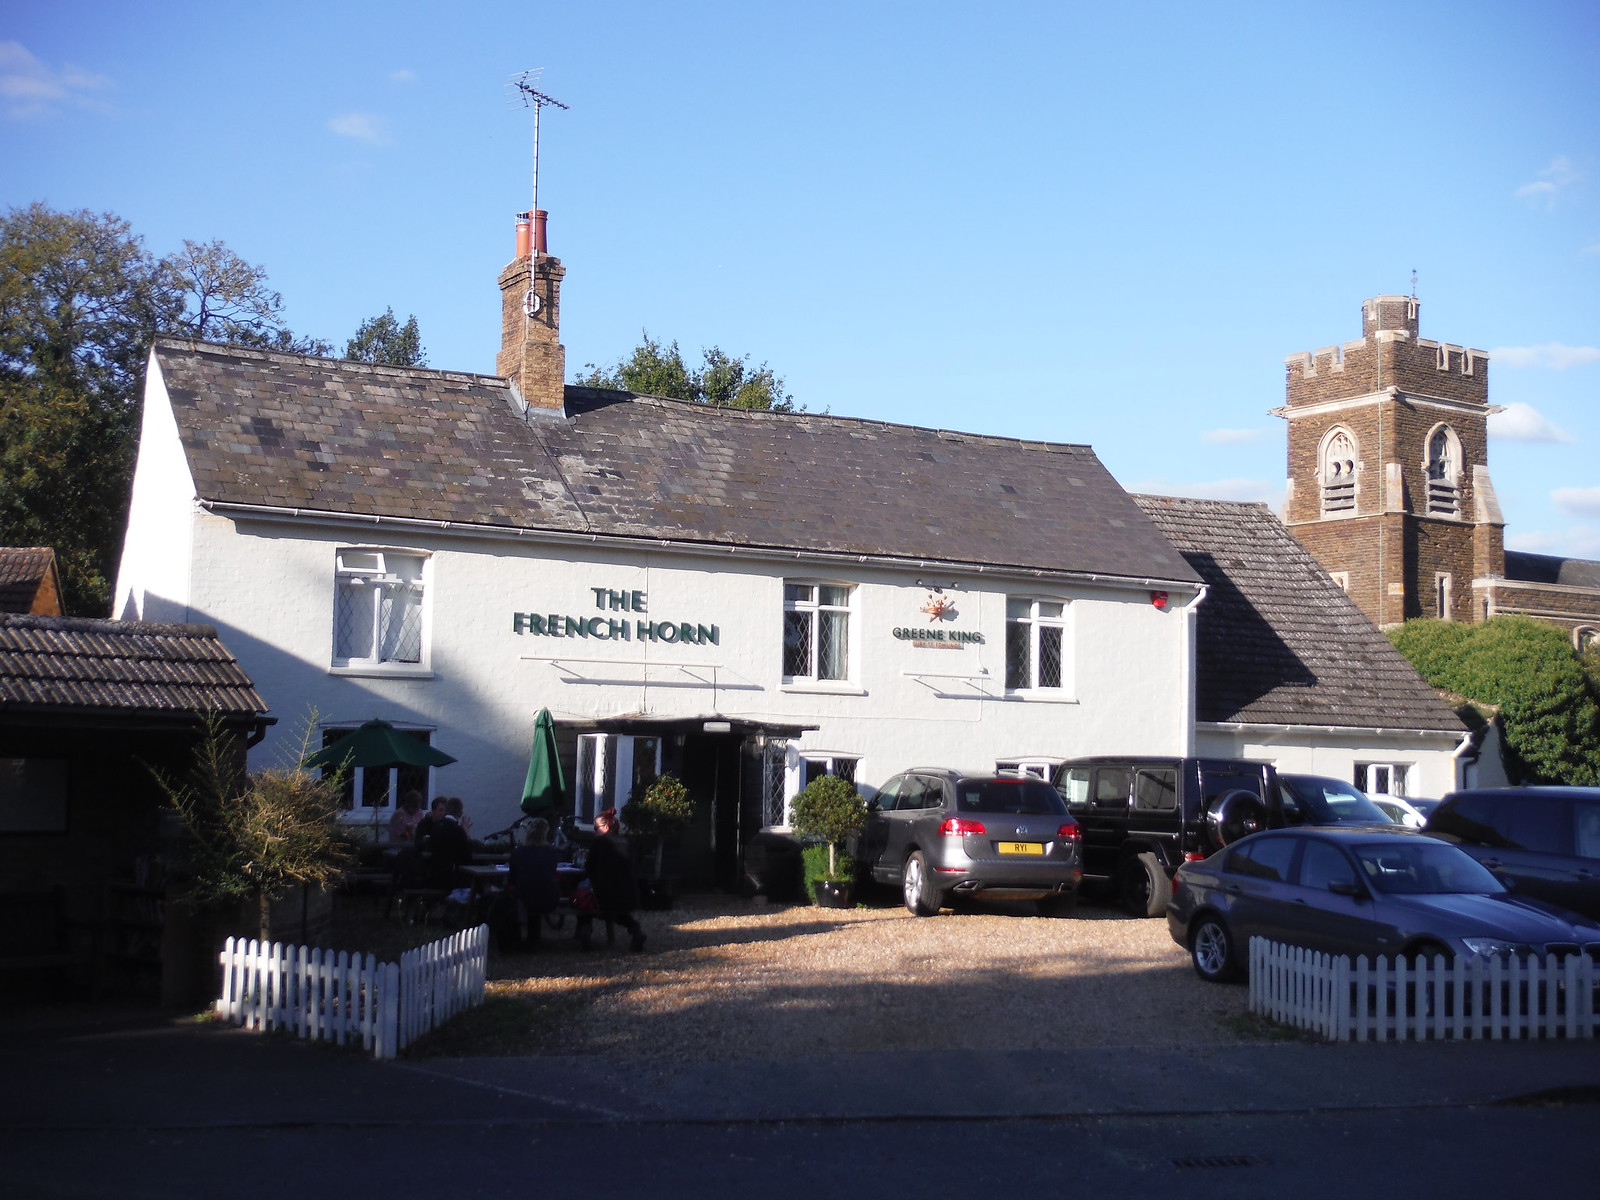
1423;787;1600;920
1051;757;1285;916
853;770;1082;916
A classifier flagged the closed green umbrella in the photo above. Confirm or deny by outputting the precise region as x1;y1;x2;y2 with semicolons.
302;719;458;771
520;708;566;817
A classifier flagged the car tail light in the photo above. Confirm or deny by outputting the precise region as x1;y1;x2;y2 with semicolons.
938;817;986;836
1058;823;1081;841
1183;851;1206;862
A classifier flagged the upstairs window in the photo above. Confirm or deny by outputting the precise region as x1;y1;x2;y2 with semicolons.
1425;425;1462;516
1005;597;1067;691
334;550;426;668
784;582;853;682
1320;428;1358;515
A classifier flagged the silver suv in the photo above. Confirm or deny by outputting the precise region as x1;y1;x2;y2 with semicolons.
853;770;1082;916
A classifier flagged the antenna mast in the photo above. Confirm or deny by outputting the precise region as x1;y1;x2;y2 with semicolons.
506;69;569;314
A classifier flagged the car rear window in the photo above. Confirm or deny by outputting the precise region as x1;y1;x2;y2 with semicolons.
956;779;1067;815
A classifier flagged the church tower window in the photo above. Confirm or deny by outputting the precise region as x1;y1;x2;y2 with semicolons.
1425;425;1462;516
1319;428;1358;515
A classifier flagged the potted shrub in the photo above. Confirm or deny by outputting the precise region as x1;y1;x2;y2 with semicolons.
621;774;695;907
789;775;868;908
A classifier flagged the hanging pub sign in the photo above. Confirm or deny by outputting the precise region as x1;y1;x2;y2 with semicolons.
512;587;719;645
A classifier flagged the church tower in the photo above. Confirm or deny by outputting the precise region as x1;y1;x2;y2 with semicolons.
1274;295;1505;628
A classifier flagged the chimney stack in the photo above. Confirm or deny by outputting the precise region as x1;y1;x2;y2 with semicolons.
497;210;565;411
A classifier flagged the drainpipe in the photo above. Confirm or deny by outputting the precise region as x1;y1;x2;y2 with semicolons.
1176;585;1209;756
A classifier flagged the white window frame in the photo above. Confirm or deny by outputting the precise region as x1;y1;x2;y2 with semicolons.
782;580;855;685
781;752;860;827
1356;762;1409;797
1005;597;1071;694
574;732;663;825
320;723;437;831
332;549;431;675
996;759;1061;781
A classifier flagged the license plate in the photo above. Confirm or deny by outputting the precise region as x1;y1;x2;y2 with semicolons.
997;842;1044;855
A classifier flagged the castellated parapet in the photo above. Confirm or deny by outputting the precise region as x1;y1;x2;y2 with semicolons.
1284;295;1489;409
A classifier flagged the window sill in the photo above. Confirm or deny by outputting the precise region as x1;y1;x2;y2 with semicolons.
1000;691;1079;704
329;664;434;680
780;681;867;697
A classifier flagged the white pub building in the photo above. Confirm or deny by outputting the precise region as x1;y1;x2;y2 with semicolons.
114;213;1463;889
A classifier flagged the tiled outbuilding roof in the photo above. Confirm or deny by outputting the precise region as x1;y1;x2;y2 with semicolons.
0;547;61;615
0;613;267;720
1133;495;1464;733
1505;551;1600;591
153;339;1200;585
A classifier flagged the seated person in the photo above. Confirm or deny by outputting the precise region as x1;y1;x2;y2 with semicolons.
389;790;425;845
425;800;473;888
491;818;564;951
412;796;449;853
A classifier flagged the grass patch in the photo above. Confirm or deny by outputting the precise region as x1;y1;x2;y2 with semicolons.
1219;1010;1320;1042
405;983;597;1058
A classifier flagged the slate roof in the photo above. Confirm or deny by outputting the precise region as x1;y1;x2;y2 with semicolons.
1505;551;1600;591
0;547;60;614
153;338;1200;585
1133;495;1464;733
0;613;267;720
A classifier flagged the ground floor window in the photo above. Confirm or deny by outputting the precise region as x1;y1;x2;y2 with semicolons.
995;759;1060;781
320;727;433;820
575;733;663;824
1356;762;1409;797
0;757;68;833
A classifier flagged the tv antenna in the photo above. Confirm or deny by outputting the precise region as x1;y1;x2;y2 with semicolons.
506;69;568;314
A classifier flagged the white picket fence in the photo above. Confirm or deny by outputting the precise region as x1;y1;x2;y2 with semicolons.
1249;936;1599;1042
216;924;488;1059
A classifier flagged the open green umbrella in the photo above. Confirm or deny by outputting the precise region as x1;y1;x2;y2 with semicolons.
302;719;458;771
520;708;566;816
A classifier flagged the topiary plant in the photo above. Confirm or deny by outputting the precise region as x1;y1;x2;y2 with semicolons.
789;774;867;879
621;773;695;834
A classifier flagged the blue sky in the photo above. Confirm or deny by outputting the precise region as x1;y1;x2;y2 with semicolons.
5;1;1597;558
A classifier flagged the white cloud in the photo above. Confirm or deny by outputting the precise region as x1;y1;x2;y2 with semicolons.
1201;427;1272;445
1515;155;1581;208
1489;343;1600;369
1553;486;1600;516
328;111;389;143
389;69;418;84
0;41;111;119
1128;477;1282;509
1507;526;1600;560
1489;402;1576;443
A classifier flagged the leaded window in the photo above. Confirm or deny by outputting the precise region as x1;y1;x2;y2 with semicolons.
334;550;426;667
1005;597;1066;690
783;582;852;682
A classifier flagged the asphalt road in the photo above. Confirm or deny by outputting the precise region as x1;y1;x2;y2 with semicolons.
2;1006;1595;1198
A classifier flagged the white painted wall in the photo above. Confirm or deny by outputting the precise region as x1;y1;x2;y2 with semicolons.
113;355;197;624
1194;724;1465;799
127;498;1199;832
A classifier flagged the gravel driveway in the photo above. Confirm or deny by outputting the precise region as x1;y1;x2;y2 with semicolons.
449;894;1258;1062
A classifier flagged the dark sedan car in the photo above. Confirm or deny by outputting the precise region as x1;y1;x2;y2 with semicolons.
1168;827;1600;982
855;770;1082;916
1424;786;1600;920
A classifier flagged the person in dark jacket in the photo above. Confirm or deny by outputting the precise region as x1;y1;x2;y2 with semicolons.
492;818;563;951
578;808;646;952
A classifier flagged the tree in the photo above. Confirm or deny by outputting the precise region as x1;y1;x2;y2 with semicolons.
165;239;332;355
345;306;426;366
789;774;867;878
576;332;795;411
1388;616;1600;785
0;203;325;613
155;713;352;941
